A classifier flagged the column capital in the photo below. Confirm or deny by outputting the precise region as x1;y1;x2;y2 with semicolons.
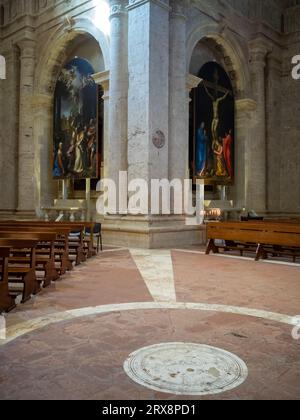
127;0;170;12
170;0;188;19
31;94;53;111
249;38;272;68
17;39;36;59
109;0;128;19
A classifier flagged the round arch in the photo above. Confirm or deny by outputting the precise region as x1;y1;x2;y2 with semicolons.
34;16;110;95
32;17;110;216
186;22;250;99
186;21;254;208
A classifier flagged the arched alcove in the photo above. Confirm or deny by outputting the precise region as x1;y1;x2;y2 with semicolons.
32;23;109;216
187;30;254;208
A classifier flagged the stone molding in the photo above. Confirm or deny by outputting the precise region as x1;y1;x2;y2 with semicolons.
31;93;53;111
17;39;36;59
170;0;187;20
186;73;202;92
109;0;127;19
235;98;257;113
126;0;170;12
92;70;110;99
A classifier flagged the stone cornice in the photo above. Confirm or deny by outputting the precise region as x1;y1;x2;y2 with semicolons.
186;73;202;91
92;70;110;89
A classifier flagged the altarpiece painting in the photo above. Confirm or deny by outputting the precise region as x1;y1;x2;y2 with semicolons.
53;57;98;180
192;62;235;185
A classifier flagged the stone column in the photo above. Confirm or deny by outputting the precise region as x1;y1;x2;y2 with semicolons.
0;45;19;213
17;39;36;214
265;54;282;213
92;70;110;179
127;0;170;186
169;0;187;183
248;39;269;213
32;93;57;216
235;98;257;210
108;0;128;187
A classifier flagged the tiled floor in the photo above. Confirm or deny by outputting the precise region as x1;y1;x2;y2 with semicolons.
0;248;300;400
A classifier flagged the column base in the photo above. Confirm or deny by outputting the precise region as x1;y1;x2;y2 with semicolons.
14;210;37;220
0;209;17;220
101;215;206;249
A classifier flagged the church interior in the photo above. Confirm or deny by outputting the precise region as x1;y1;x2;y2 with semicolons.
0;0;300;401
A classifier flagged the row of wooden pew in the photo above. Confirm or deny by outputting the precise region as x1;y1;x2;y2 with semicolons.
206;220;300;262
0;221;102;313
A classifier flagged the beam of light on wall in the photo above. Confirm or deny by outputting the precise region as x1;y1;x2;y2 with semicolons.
93;0;110;36
0;55;6;79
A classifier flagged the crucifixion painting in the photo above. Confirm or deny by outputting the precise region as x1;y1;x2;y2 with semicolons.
192;62;235;184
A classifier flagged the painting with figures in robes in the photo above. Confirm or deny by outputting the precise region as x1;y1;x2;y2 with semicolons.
53;57;98;179
192;62;235;185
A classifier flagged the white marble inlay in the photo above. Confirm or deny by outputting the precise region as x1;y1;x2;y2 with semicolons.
124;342;248;396
173;249;300;267
1;302;295;346
130;249;176;302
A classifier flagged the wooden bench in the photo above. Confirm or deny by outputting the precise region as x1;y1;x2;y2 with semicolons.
0;239;38;304
0;230;59;287
0;224;73;274
206;221;300;262
0;247;16;313
37;221;97;259
1;221;87;265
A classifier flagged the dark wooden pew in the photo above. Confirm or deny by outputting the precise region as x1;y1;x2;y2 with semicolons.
1;230;59;287
206;221;300;262
0;247;16;313
1;221;87;265
37;221;96;260
0;224;73;274
0;220;100;259
0;238;38;303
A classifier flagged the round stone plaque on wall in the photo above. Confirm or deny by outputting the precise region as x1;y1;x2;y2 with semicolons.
152;130;166;149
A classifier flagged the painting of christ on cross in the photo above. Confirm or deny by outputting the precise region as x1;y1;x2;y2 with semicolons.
192;62;235;184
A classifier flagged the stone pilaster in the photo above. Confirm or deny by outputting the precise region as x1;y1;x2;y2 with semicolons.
127;0;170;187
234;98;257;210
32;93;57;215
248;39;270;213
108;0;128;187
93;70;110;179
265;54;282;213
0;45;19;212
169;0;188;183
17;39;36;213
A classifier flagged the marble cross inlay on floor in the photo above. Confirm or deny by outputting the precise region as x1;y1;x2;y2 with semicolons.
130;249;177;302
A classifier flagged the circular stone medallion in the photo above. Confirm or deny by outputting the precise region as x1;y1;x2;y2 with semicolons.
152;130;166;149
123;342;248;396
